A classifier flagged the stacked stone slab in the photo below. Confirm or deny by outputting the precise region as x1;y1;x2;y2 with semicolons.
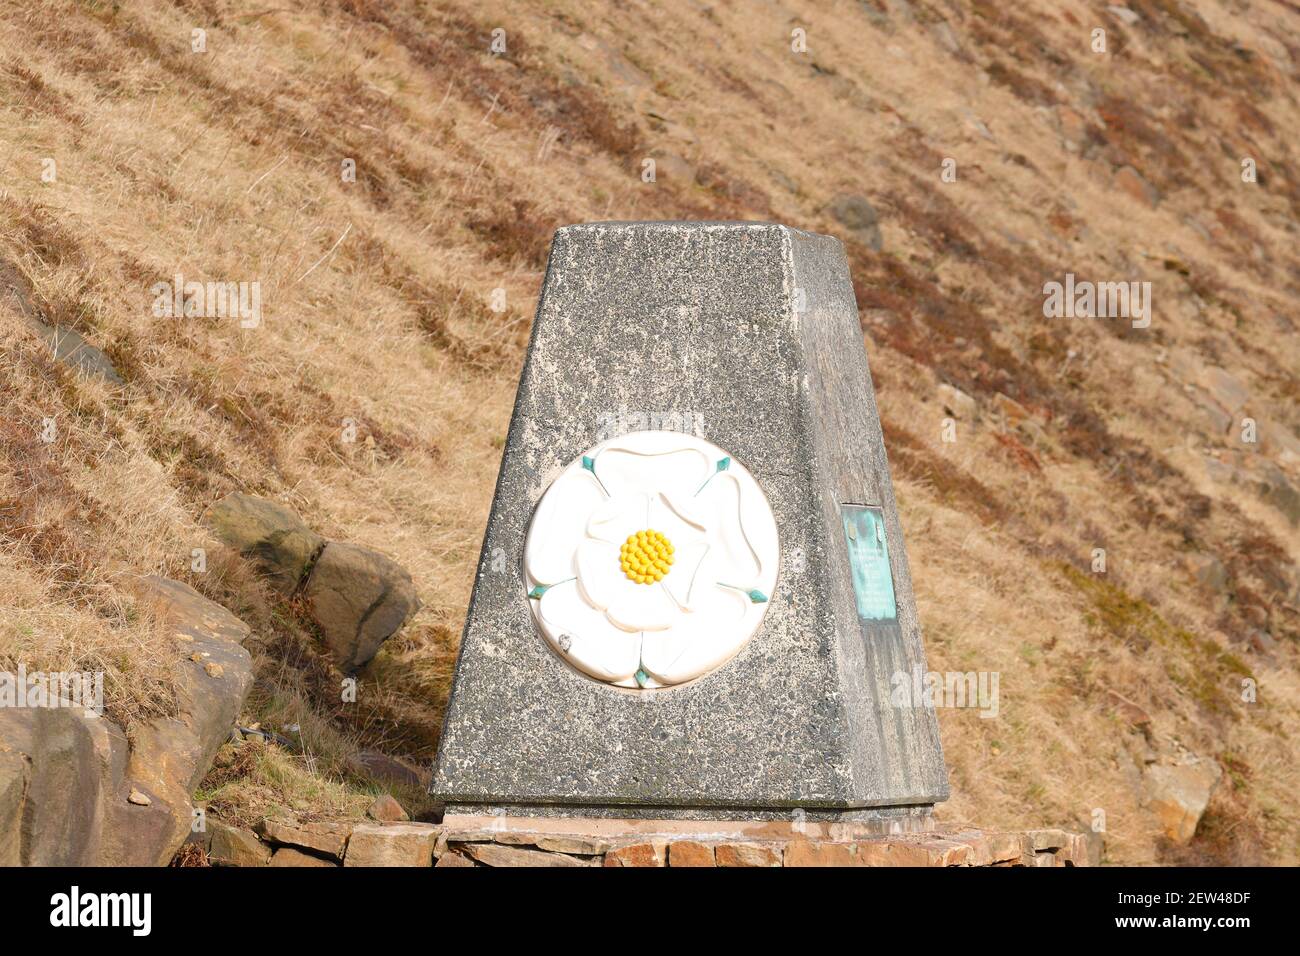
432;221;948;819
197;815;1102;867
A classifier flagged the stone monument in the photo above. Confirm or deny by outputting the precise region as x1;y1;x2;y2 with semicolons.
432;221;948;823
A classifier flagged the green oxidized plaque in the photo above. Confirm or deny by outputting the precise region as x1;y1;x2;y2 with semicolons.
841;504;897;621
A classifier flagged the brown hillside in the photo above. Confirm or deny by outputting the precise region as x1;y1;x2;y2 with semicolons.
0;0;1296;863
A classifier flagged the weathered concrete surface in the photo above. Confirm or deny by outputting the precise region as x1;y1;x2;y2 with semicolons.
432;221;948;817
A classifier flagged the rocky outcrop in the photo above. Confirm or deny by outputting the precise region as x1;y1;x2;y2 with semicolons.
204;493;324;595
1;258;124;385
826;193;883;251
0;576;253;866
304;544;419;671
203;492;418;669
1145;757;1222;845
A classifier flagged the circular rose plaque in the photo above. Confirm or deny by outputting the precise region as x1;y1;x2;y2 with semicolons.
523;431;780;689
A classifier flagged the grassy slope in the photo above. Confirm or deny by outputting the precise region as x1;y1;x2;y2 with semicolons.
0;0;1296;862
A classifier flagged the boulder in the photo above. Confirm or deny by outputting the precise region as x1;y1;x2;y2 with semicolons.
346;750;423;789
303;543;419;670
0;577;253;866
367;794;409;822
826;193;883;251
1145;758;1222;845
203;493;324;594
937;383;978;420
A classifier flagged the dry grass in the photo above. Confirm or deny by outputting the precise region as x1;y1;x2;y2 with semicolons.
0;0;1296;863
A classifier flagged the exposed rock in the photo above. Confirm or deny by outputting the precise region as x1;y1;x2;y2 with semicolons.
1107;5;1141;26
0;749;27;867
303;542;419;670
1260;420;1300;467
1145;758;1222;845
255;817;351;860
714;842;782;867
1113;166;1159;208
1255;463;1300;525
648;150;696;185
209;822;272;867
1201;367;1251;415
367;794;409;823
937;383;978;420
203;493;324;594
826;193;883;251
2;257;125;385
346;750;423;789
462;842;589;867
0;577;252;867
667;840;716;866
344;823;439;867
33;322;124;385
124;577;255;863
269;847;338;867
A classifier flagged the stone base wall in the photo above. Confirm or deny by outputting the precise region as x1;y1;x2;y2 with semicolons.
193;814;1102;867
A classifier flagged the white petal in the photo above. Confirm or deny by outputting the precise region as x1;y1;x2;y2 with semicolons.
661;541;710;610
640;585;750;685
524;469;605;585
649;492;708;547
700;472;762;581
605;581;677;632
537;581;642;683
586;493;650;545
595;442;712;501
575;539;629;612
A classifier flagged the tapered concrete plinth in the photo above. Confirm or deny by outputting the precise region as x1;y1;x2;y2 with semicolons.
432;221;948;817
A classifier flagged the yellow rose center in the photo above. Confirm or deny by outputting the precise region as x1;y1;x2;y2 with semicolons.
619;529;674;585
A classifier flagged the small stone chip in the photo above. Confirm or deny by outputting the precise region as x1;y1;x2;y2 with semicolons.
128;788;152;806
204;662;225;678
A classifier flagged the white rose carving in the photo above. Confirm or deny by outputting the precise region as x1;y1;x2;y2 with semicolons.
523;431;779;688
